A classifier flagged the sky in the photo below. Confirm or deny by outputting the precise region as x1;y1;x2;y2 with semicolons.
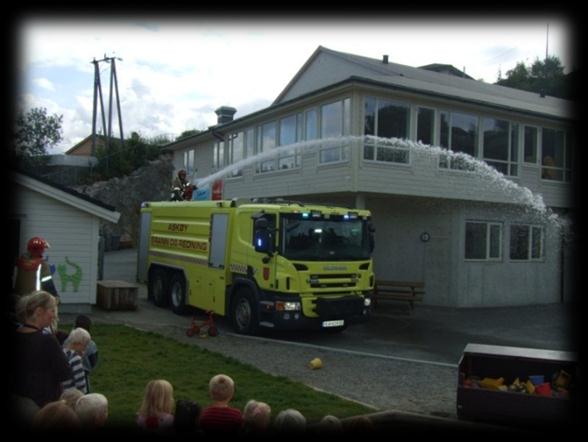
16;15;575;154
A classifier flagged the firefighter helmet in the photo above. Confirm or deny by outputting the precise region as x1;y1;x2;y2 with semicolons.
27;236;50;257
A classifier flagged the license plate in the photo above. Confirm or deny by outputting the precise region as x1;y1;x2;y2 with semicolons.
322;320;344;328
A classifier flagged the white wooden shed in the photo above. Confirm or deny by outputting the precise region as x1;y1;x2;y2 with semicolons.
11;171;120;313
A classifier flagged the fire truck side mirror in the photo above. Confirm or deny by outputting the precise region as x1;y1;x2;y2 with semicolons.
254;229;274;255
254;218;268;230
253;218;274;255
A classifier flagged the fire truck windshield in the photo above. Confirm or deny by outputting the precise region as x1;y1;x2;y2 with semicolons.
280;213;371;261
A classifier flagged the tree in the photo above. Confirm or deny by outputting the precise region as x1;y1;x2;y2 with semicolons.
175;129;201;141
13;107;63;169
495;56;571;99
90;131;163;182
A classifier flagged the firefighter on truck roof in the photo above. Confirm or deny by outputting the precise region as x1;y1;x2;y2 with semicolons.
14;236;59;300
171;169;197;201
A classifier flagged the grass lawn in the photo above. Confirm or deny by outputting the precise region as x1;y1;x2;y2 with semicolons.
85;324;373;428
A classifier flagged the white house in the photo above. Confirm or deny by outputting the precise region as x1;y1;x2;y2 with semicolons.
163;46;576;308
11;171;120;313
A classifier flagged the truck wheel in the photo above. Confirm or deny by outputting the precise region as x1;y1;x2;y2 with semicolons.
231;289;259;335
169;273;188;315
149;267;169;308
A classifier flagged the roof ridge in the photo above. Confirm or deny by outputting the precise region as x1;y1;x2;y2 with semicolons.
11;168;117;213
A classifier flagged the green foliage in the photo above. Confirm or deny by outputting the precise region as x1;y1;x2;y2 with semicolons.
86;324;372;428
495;56;571;99
14;107;63;156
88;132;165;182
175;129;201;141
13;107;63;170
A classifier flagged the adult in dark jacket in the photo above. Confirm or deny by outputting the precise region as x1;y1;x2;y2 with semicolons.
11;291;72;408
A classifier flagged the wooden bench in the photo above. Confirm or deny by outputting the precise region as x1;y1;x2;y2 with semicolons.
373;280;425;311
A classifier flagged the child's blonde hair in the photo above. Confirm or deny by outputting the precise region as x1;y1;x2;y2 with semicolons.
60;388;84;409
33;400;81;430
243;399;272;429
138;379;174;417
209;374;235;401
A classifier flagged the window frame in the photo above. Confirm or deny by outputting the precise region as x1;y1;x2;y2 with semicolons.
509;223;545;262
256;120;278;173
481;117;519;177
540;127;572;182
319;97;351;165
277;113;302;171
523;125;539;165
438;110;479;171
464;220;503;262
363;96;411;165
416;106;435;146
213;140;225;171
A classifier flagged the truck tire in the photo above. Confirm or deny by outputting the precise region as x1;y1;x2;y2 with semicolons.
149;267;169;308
231;289;259;335
169;273;188;315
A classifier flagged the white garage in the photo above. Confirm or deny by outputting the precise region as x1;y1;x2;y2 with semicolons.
11;171;120;313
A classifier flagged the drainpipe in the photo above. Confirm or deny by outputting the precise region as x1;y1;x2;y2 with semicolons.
560;231;565;304
211;127;225;142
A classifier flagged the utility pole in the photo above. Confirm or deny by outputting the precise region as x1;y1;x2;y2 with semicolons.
545;23;550;61
90;54;124;174
91;58;108;156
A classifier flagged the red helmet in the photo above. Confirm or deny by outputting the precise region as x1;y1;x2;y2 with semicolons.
27;236;50;257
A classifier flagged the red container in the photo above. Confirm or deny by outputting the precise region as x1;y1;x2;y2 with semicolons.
535;383;552;397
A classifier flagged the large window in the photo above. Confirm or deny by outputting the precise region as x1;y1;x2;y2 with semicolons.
523;126;538;164
510;224;544;261
465;221;502;261
277;114;301;170
439;111;478;170
257;121;277;173
183;149;196;176
320;98;350;164
227;132;244;177
482;118;519;176
305;108;318;140
213;141;225;171
541;128;572;182
245;128;255;160
417;107;435;145
363;96;410;164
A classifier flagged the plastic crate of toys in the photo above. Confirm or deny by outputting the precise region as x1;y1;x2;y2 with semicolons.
457;343;576;428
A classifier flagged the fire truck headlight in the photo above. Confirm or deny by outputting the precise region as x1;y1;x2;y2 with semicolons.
364;297;372;307
275;301;301;311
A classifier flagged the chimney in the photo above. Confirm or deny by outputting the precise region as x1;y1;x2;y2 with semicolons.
382;55;389;64
215;106;237;125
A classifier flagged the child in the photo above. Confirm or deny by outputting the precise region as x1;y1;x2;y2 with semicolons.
62;327;91;394
75;393;109;429
173;399;202;434
242;399;272;434
199;374;243;434
136;379;175;431
74;315;99;392
273;408;306;433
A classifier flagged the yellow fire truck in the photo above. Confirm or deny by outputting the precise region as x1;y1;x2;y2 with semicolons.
137;199;375;334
